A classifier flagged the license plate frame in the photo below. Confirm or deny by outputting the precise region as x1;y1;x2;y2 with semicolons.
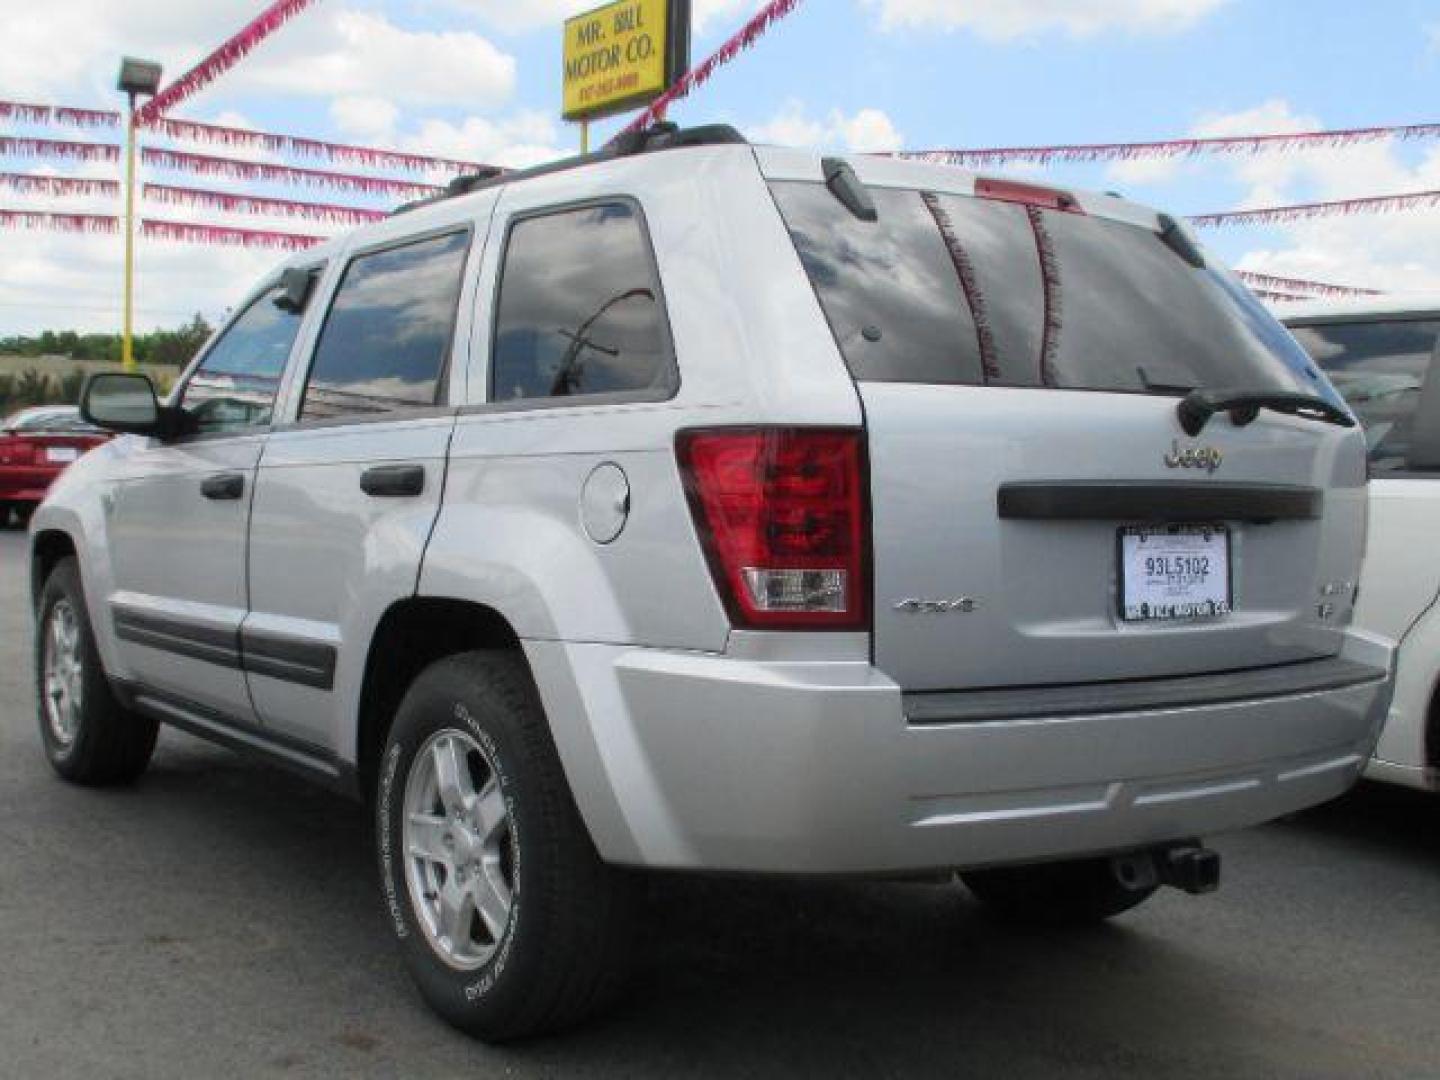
1118;524;1232;623
45;446;79;464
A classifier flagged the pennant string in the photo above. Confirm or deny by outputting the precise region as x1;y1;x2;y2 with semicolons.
895;122;1440;168
141;218;326;251
136;0;323;126
140;147;443;198
0;136;120;164
144;182;389;225
615;0;805;141
1189;190;1440;229
0;101;120;128
1235;271;1382;298
0;208;119;234
0;172;120;198
152;117;496;176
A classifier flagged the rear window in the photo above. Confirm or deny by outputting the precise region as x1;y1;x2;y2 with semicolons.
769;182;1322;398
1288;317;1440;473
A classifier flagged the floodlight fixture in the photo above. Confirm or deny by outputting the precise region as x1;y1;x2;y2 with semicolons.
117;57;163;98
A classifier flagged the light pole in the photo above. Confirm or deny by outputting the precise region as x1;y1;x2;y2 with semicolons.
116;57;162;372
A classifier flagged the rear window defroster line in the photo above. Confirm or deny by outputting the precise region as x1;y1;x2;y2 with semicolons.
1026;204;1062;388
920;191;1000;384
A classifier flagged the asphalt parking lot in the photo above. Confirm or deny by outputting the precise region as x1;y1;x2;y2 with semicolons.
0;525;1436;1079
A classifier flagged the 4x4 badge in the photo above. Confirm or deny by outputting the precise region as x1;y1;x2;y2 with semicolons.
1164;440;1222;473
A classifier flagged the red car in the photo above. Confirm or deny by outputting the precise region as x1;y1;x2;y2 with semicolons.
0;406;110;527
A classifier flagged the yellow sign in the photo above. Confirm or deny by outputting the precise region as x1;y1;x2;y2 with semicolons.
563;0;687;122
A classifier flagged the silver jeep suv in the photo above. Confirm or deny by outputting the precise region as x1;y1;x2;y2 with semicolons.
30;125;1393;1040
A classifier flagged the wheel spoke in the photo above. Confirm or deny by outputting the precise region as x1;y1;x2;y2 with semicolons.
407;813;452;865
436;876;475;949
432;736;475;816
474;859;512;941
473;775;507;842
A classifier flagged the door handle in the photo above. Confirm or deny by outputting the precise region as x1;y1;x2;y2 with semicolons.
201;472;245;500
360;464;425;498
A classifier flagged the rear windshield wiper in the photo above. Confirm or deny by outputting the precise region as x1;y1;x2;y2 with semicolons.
1177;388;1355;436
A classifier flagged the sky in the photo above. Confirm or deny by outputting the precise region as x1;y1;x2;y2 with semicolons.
1;0;1438;336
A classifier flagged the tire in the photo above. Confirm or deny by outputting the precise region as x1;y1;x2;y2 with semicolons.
13;502;34;527
0;501;11;527
376;651;635;1041
961;856;1159;925
35;557;158;785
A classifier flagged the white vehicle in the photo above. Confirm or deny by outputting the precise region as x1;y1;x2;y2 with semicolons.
1281;295;1440;792
31;126;1392;1039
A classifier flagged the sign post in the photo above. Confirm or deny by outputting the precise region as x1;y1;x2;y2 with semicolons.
563;0;690;138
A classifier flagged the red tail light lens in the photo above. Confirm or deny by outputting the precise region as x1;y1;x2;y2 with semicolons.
0;438;34;465
676;428;869;630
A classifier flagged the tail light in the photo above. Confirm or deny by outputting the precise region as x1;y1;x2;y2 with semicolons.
676;427;870;630
0;439;34;465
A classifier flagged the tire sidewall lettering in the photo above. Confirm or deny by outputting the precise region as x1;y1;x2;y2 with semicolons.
450;699;522;1004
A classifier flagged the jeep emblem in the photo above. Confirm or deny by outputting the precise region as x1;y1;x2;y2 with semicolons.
1164;440;1222;473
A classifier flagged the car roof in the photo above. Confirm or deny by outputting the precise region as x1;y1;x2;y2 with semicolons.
1274;293;1440;323
267;127;1174;278
5;405;75;423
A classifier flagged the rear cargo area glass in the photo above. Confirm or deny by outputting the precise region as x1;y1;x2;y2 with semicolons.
769;182;1323;398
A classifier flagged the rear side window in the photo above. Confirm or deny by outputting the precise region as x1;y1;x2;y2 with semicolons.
182;286;303;434
490;201;675;403
300;230;470;421
769;182;1321;399
1289;318;1440;473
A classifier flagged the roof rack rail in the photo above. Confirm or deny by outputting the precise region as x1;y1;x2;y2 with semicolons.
390;123;747;216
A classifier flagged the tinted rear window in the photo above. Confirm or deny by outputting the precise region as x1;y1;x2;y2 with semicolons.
770;182;1322;398
1288;317;1440;473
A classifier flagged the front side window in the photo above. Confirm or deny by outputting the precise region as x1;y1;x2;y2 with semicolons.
491;202;675;403
300;230;470;421
1289;318;1440;473
181;285;305;435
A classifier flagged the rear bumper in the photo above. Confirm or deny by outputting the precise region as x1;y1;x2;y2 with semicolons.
531;630;1393;874
0;467;59;503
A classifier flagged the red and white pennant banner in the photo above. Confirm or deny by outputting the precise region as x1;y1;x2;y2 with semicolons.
145;182;388;225
0;101;119;128
136;0;322;127
1235;271;1381;298
1189;190;1440;228
896;121;1440;168
141;147;442;199
152;117;491;177
0;137;119;164
0;172;119;198
617;0;804;139
0;209;118;234
142;218;325;251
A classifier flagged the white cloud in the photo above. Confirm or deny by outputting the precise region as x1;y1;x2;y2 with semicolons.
750;101;905;153
865;0;1231;39
329;97;403;143
445;0;761;35
401;112;568;170
0;0;275;100
1161;101;1440;294
0;3;516;114
1107;98;1313;187
234;11;515;109
0;229;279;335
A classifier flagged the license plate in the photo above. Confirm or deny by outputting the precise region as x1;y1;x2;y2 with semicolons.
1120;525;1231;622
46;447;79;463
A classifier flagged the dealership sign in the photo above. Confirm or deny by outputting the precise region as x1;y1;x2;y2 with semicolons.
563;0;691;122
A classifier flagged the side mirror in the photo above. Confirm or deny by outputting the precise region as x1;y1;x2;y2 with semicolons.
80;372;176;438
274;266;316;314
